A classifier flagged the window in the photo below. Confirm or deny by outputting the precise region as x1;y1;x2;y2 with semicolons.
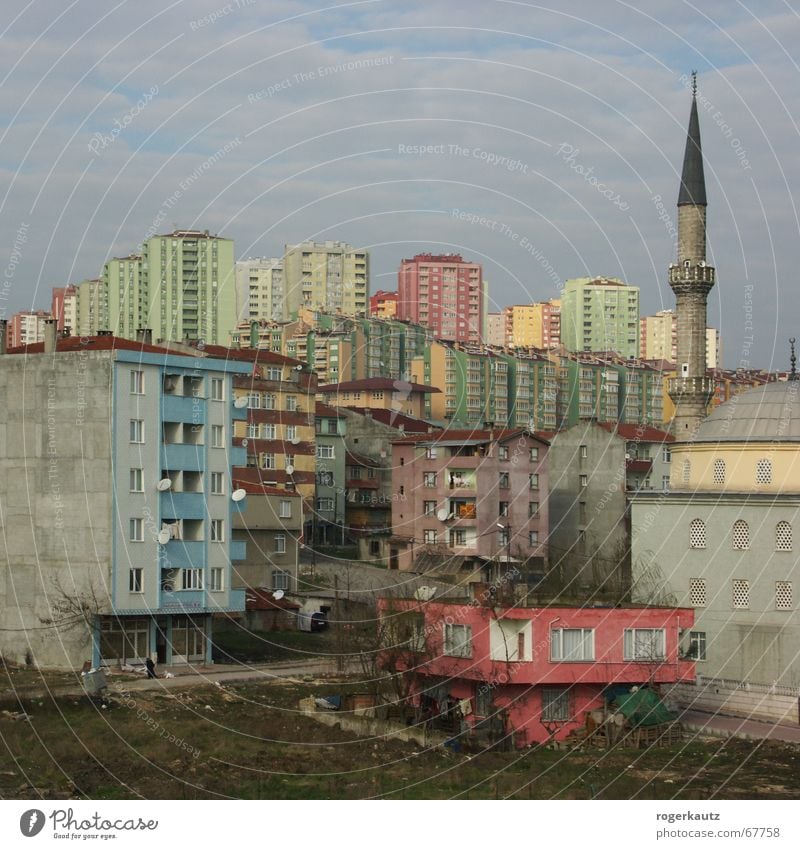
272;569;290;590
776;581;792;610
499;501;509;517
286;425;297;441
683;631;706;661
279;500;292;519
662;447;671;463
130;370;144;394
209;567;224;592
267;367;282;381
263;423;277;439
317;471;334;486
286;395;297;411
274;534;286;554
264;394;277;410
317;445;334;459
211;424;224;448
551;628;594;661
423;472;437;488
129;568;143;593
424;529;438;544
423;500;436;516
247;393;261;409
529;530;539;545
499;472;509;489
210;519;224;542
317;498;334;511
579;474;588;488
211;378;224;401
129;468;143;492
425;446;438;459
682;459;691;483
623;628;666;660
732;579;749;609
499;445;509;461
713;458;726;484
530;447;539;462
260;453;276;470
689;578;706;607
529;473;540;490
129;419;144;443
756;458;772;485
776;521;792;551
449;529;467;546
541;686;570;722
689;519;706;549
182;568;203;590
732;520;750;550
443;623;472;658
210;472;224;495
529;501;539;518
129;518;144;542
662;475;670;490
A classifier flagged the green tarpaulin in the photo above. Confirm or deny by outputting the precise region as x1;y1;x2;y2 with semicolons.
612;687;676;727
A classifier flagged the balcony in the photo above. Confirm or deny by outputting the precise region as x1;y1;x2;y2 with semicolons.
160;443;204;471
159;589;206;611
160;540;205;569
160;491;206;520
163;396;206;424
230;540;247;561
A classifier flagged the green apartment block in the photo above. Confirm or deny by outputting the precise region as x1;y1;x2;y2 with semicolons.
104;254;144;339
561;277;640;359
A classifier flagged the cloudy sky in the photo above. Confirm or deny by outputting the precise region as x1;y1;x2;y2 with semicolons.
2;0;798;368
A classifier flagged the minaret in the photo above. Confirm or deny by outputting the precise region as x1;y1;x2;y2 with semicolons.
668;72;715;437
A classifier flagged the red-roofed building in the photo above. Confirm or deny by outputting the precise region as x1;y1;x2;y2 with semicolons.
369;289;398;318
317;377;440;419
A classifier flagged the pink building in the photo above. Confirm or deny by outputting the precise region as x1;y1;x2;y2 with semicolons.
6;309;52;349
51;285;78;333
389;429;549;577
397;254;484;344
369;289;398;318
378;595;695;747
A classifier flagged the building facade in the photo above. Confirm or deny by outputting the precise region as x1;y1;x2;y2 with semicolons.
283;241;369;318
0;330;250;669
314;403;346;545
504;300;561;349
369;289;398;318
397;253;484;344
6;310;51;348
561;277;640;359
234;257;285;323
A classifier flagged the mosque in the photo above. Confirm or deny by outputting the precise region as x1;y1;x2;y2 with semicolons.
630;76;800;723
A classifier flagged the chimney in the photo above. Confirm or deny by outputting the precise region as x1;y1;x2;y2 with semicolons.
97;329;112;337
44;318;57;353
61;326;71;338
0;319;7;354
136;327;152;344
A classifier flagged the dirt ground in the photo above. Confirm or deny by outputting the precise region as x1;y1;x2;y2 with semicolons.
1;671;799;800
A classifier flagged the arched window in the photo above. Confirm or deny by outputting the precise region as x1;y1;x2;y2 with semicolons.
689;519;706;549
713;459;726;484
775;521;792;552
732;520;750;550
756;458;773;485
682;459;691;483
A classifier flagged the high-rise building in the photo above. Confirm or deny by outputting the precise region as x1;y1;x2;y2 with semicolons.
397;253;484;344
282;241;369;318
51;285;78;334
75;278;108;337
667;74;716;437
234;257;285;323
560;277;640;359
6;310;51;348
103;254;144;340
503;300;561;349
485;312;505;347
640;309;720;368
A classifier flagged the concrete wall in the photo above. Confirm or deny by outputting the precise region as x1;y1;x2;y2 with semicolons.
665;679;799;726
0;351;114;668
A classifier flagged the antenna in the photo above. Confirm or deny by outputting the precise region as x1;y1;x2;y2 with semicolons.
290;437;301;445
157;529;171;545
231;488;247;502
285;465;295;475
273;589;285;600
436;507;449;521
234;396;248;408
156;478;172;491
691;70;698;98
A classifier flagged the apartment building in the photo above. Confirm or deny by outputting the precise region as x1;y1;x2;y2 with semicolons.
51;285;78;334
561;277;640;359
283;241;369;317
234;257;285;322
315;402;346;545
317;377;439;419
503;300;561;349
640;309;720;368
369;289;398;318
5;309;51;348
0;325;250;669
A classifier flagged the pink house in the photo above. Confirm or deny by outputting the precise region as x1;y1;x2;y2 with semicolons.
377;595;695;747
389;428;549;579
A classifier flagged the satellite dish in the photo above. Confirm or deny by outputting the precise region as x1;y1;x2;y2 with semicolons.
414;586;436;601
231;488;247;502
290;437;300;445
157;529;171;545
273;589;285;600
234;396;248;408
241;438;248;447
156;478;172;491
285;465;295;475
436;508;449;521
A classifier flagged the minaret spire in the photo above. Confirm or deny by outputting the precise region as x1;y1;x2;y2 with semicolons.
668;73;716;437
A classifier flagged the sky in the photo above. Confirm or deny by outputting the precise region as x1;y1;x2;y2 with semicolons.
1;0;799;369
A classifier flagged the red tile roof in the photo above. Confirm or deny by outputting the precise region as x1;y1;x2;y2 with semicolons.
315;401;345;418
392;428;550;446
341;406;435;433
198;343;305;369
7;335;171;356
245;589;300;611
597;423;674;443
317;377;440;393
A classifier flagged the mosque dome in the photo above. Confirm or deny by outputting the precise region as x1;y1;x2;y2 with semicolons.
693;380;800;442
